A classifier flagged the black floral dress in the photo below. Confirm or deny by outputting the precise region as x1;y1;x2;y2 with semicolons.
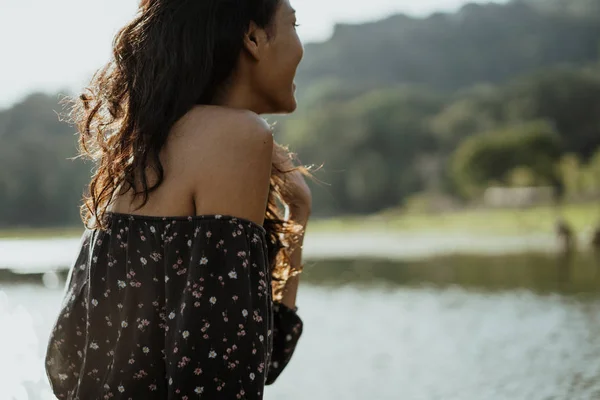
45;213;303;399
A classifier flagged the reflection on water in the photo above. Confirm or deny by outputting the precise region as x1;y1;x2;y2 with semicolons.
2;252;600;400
303;252;600;295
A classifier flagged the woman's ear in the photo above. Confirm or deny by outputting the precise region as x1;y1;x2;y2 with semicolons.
243;21;267;61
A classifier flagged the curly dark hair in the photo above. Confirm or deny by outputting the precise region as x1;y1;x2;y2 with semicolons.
72;0;307;300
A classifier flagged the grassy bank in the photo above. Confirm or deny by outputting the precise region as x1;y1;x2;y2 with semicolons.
310;202;600;236
1;202;599;239
0;226;83;240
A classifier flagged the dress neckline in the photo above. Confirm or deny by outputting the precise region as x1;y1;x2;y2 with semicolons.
104;211;266;234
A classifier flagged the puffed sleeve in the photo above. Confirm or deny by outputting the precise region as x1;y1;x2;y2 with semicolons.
265;302;303;385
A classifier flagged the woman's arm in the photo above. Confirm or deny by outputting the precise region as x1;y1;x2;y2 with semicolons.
265;164;311;384
280;210;308;310
278;153;312;308
265;208;306;385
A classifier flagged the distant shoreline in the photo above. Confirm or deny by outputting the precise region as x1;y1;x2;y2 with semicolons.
1;201;598;240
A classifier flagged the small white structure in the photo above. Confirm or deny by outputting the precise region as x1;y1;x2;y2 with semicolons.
483;186;555;208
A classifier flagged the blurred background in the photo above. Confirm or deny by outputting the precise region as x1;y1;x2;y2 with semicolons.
2;0;600;399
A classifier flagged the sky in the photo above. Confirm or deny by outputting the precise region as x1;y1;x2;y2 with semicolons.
0;0;486;109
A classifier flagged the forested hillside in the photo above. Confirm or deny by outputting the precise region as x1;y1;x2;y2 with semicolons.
295;1;600;95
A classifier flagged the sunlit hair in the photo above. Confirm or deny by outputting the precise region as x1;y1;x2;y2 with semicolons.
72;0;308;299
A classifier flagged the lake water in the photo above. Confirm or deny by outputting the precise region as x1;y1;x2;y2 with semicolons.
2;252;600;400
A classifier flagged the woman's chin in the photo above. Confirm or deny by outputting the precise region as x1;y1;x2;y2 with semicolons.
285;92;298;112
285;98;298;113
271;97;297;114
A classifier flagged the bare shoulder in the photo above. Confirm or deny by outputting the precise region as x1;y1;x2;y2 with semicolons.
168;106;274;225
172;106;272;150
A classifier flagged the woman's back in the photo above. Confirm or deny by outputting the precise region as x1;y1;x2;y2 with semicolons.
109;106;274;225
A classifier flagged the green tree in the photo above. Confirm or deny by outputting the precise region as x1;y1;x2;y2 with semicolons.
281;87;444;214
451;120;561;198
0;93;88;228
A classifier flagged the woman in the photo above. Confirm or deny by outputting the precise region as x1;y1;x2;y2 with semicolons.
45;0;310;398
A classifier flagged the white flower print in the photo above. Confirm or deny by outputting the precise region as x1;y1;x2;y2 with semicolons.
46;217;305;398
